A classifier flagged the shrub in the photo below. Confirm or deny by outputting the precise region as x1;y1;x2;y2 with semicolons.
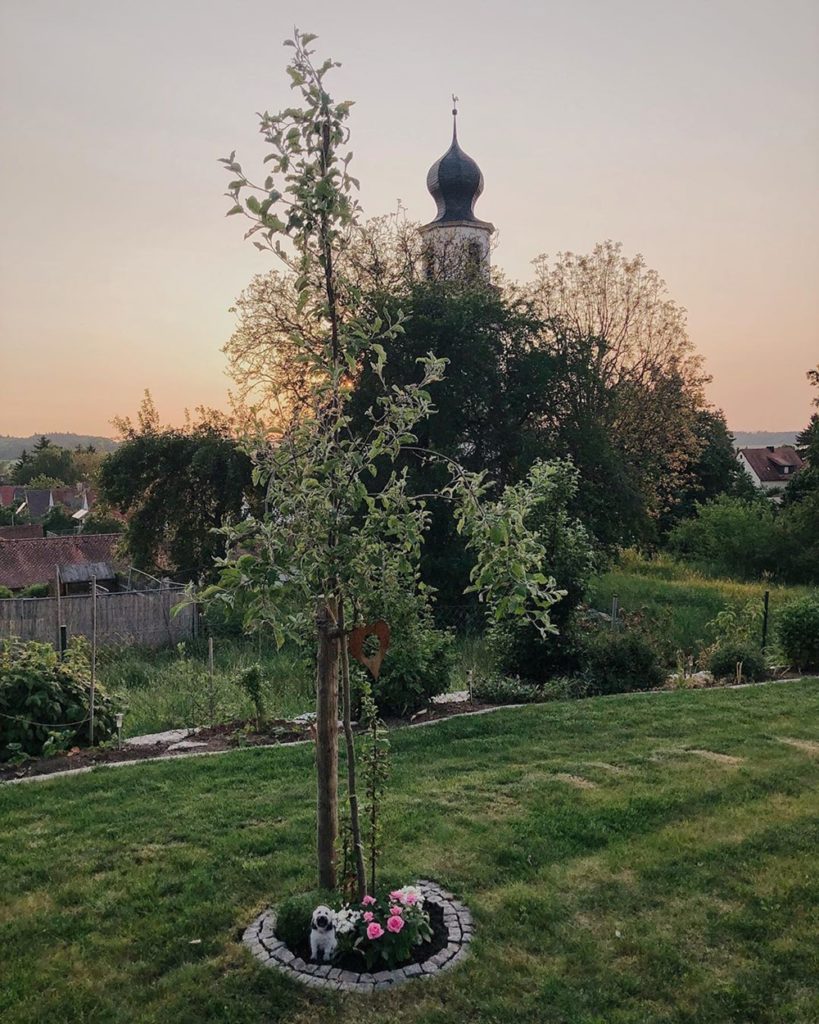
0;585;12;599
371;619;456;716
488;611;582;682
708;641;766;682
488;461;595;681
0;636;119;760
473;674;588;705
777;596;819;671
275;891;328;952
472;675;546;705
580;629;665;695
19;583;49;598
234;663;265;725
668;494;782;580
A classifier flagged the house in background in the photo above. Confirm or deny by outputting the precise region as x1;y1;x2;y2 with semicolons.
0;524;44;541
737;446;805;493
0;483;96;527
0;533;121;593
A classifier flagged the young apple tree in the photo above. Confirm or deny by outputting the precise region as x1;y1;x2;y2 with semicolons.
208;30;565;896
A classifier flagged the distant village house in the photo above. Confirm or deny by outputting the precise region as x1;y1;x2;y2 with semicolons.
737;446;805;492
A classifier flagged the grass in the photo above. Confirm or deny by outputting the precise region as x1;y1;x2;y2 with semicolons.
2;679;818;1023
588;551;815;659
99;640;314;738
101;635;486;739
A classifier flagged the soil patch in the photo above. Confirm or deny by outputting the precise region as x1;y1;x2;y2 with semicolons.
0;701;496;782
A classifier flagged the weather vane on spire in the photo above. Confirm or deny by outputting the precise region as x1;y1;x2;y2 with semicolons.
452;93;459;117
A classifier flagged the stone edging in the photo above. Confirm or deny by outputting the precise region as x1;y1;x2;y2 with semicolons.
241;879;473;992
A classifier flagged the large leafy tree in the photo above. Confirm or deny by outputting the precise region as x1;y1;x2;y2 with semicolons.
99;394;254;575
660;408;747;532
530;243;710;538
348;283;553;606
11;440;80;486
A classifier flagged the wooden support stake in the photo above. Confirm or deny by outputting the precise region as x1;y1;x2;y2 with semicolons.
55;564;63;657
315;598;339;892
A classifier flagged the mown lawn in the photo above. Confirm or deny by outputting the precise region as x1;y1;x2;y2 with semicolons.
1;681;818;1023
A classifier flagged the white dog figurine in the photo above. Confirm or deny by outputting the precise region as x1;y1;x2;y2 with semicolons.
309;905;337;963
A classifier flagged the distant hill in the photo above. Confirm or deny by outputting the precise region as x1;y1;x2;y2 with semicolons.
0;434;119;461
731;431;799;449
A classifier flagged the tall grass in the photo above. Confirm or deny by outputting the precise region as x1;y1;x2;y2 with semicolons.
99;639;313;738
588;550;814;658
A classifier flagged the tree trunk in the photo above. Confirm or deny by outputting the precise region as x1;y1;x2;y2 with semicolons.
315;598;339;891
338;599;367;900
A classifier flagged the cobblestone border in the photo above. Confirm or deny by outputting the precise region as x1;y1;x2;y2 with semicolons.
241;879;473;993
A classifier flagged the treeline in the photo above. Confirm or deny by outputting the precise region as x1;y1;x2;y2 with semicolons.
34;223;815;589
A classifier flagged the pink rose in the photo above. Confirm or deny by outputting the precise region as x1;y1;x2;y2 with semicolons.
387;915;405;933
361;894;376;906
366;922;384;940
389;890;403;901
403;892;417;905
389;904;403;915
363;911;374;922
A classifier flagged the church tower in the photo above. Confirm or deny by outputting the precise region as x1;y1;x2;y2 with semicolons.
420;100;494;281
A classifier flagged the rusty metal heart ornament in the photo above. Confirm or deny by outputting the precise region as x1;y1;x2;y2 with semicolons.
348;620;391;679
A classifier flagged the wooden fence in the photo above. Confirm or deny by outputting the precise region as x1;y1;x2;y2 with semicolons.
0;590;196;649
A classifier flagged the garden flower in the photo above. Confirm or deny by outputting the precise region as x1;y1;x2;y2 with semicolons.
363;911;374;922
361;894;377;906
389;890;403;901
387;914;405;933
389;905;403;916
366;922;384;940
395;885;422;906
333;907;361;935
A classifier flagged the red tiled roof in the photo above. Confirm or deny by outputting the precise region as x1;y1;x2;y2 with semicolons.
739;446;804;483
0;534;121;590
0;525;44;541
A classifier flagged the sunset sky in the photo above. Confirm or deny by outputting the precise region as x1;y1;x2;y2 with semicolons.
1;0;817;436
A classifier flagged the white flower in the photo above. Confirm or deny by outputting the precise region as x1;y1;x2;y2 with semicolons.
333;906;361;935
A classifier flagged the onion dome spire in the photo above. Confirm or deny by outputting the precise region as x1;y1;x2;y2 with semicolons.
425;96;486;224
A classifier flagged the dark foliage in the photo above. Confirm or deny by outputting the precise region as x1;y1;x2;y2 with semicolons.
99;424;255;576
11;439;80;486
777;596;819;672
580;629;665;695
708;641;766;682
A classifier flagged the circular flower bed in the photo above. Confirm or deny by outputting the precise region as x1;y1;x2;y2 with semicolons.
242;879;473;992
